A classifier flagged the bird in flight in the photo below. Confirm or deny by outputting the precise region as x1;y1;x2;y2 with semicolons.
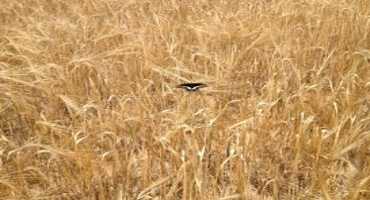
176;83;208;92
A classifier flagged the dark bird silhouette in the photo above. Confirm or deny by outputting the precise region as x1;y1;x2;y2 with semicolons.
176;83;208;92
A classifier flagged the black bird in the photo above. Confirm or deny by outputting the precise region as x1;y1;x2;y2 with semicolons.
176;83;208;92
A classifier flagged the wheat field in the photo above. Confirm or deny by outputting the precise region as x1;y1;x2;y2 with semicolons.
0;0;370;199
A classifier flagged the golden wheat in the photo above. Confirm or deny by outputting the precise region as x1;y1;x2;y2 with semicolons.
1;0;370;199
